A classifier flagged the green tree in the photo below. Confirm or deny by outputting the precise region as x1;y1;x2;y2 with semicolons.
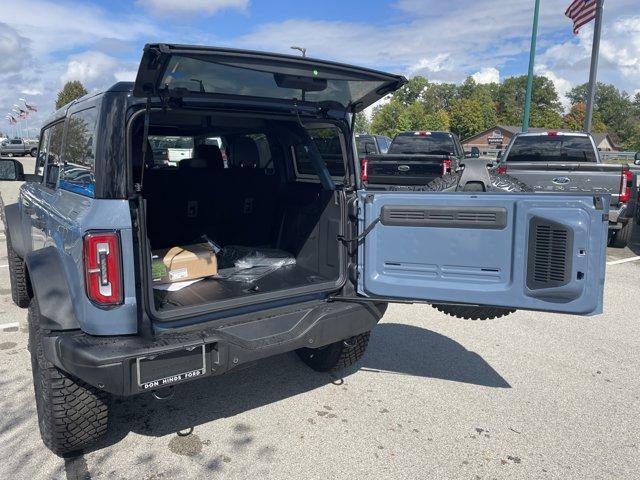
353;111;371;134
563;103;607;132
567;82;635;143
397;102;430;131
449;98;485;140
394;76;429;106
424;109;450;131
56;80;88;110
422;82;457;113
496;75;563;128
370;98;406;137
624;123;640;151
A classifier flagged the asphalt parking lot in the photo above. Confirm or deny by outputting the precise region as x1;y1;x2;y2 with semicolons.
0;157;639;479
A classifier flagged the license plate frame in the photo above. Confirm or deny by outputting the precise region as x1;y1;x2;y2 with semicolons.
136;345;206;390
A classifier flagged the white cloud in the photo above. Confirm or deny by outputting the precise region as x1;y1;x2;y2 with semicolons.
114;70;138;82
472;67;500;84
137;0;249;16
534;64;573;111
60;51;120;88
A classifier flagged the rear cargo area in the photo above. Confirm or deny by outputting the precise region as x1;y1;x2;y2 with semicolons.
132;111;345;315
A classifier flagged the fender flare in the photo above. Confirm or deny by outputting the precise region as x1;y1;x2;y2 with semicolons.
25;247;79;331
3;203;26;258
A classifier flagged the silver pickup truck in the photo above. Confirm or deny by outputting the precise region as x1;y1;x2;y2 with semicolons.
496;131;637;248
0;138;38;157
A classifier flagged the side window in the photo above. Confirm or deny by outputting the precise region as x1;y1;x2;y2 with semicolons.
44;122;65;189
36;128;51;175
60;108;97;196
294;127;345;179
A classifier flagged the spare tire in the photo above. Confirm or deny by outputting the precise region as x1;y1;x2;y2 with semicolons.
427;170;530;320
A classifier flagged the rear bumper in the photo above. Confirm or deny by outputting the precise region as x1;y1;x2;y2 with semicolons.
42;300;385;396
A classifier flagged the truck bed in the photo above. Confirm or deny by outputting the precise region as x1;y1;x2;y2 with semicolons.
364;154;448;186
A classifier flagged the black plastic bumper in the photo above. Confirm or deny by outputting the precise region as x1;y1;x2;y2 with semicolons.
42;300;385;396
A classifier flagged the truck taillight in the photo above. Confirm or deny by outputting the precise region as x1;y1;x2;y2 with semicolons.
619;170;633;203
442;159;452;176
497;164;507;174
360;157;369;182
547;131;559;136
84;231;123;305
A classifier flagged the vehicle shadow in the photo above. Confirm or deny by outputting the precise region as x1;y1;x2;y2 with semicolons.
626;221;640;255
93;322;509;452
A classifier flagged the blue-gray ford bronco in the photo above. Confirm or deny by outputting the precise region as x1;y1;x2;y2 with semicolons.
0;44;610;455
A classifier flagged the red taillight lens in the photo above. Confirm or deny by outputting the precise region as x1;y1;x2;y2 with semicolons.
547;131;559;136
497;164;507;174
619;170;633;203
442;159;452;176
84;231;123;305
360;157;369;182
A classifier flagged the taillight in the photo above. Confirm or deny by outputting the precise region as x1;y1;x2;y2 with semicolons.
360;157;369;182
497;164;507;174
547;131;559;136
84;231;123;305
442;159;452;176
619;170;633;203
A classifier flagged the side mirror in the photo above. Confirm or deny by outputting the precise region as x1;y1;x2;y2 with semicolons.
0;159;25;181
634;152;640;165
470;147;480;158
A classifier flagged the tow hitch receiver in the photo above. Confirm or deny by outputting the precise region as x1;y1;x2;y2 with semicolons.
136;345;206;391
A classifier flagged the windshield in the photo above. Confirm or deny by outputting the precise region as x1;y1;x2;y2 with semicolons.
507;135;598;162
387;133;456;155
159;55;388;109
356;136;377;159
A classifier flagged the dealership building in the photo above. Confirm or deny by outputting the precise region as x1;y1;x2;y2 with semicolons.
462;125;619;154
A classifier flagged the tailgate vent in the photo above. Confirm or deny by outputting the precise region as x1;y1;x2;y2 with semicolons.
527;217;573;290
381;206;507;229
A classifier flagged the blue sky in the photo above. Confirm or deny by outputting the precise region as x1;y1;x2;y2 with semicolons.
1;0;639;134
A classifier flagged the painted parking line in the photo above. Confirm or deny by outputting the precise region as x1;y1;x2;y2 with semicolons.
607;256;640;266
0;322;19;331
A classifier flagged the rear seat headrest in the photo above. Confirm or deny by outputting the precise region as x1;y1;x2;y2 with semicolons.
230;136;260;168
180;144;224;171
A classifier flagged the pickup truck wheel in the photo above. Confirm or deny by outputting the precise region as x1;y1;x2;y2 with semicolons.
432;304;516;320
30;147;37;157
296;331;371;372
28;296;109;455
610;222;632;248
6;229;31;308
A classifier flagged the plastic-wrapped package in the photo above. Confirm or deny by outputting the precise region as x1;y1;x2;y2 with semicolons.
217;246;296;283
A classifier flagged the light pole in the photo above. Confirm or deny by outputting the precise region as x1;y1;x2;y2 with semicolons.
522;0;541;133
290;46;307;57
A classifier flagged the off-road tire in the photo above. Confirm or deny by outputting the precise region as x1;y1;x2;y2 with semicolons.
296;332;371;372
6;228;31;307
432;304;516;320
425;171;533;193
30;147;38;157
610;221;633;248
426;171;527;320
29;296;109;456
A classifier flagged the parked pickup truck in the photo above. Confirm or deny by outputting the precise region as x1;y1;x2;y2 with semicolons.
361;131;466;187
496;131;637;248
0;138;38;157
355;134;392;159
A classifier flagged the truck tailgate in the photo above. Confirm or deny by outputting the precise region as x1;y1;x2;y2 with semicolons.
364;154;447;185
503;163;624;205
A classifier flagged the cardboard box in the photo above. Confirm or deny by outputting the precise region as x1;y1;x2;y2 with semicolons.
152;243;218;285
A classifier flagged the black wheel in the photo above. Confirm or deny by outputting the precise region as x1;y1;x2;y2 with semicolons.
610;222;632;248
30;147;37;157
29;296;109;456
296;332;371;372
426;171;528;321
432;304;516;320
425;171;533;193
6;228;31;307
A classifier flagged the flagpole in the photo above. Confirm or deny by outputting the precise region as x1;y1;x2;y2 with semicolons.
583;0;604;132
522;0;541;133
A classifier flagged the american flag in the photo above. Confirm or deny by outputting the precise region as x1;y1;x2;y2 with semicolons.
24;101;37;112
565;0;598;35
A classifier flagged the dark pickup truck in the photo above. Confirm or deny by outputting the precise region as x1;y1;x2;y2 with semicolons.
496;131;637;247
361;131;466;187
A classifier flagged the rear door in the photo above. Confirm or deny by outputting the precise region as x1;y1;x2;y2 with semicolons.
357;191;609;315
133;43;406;112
